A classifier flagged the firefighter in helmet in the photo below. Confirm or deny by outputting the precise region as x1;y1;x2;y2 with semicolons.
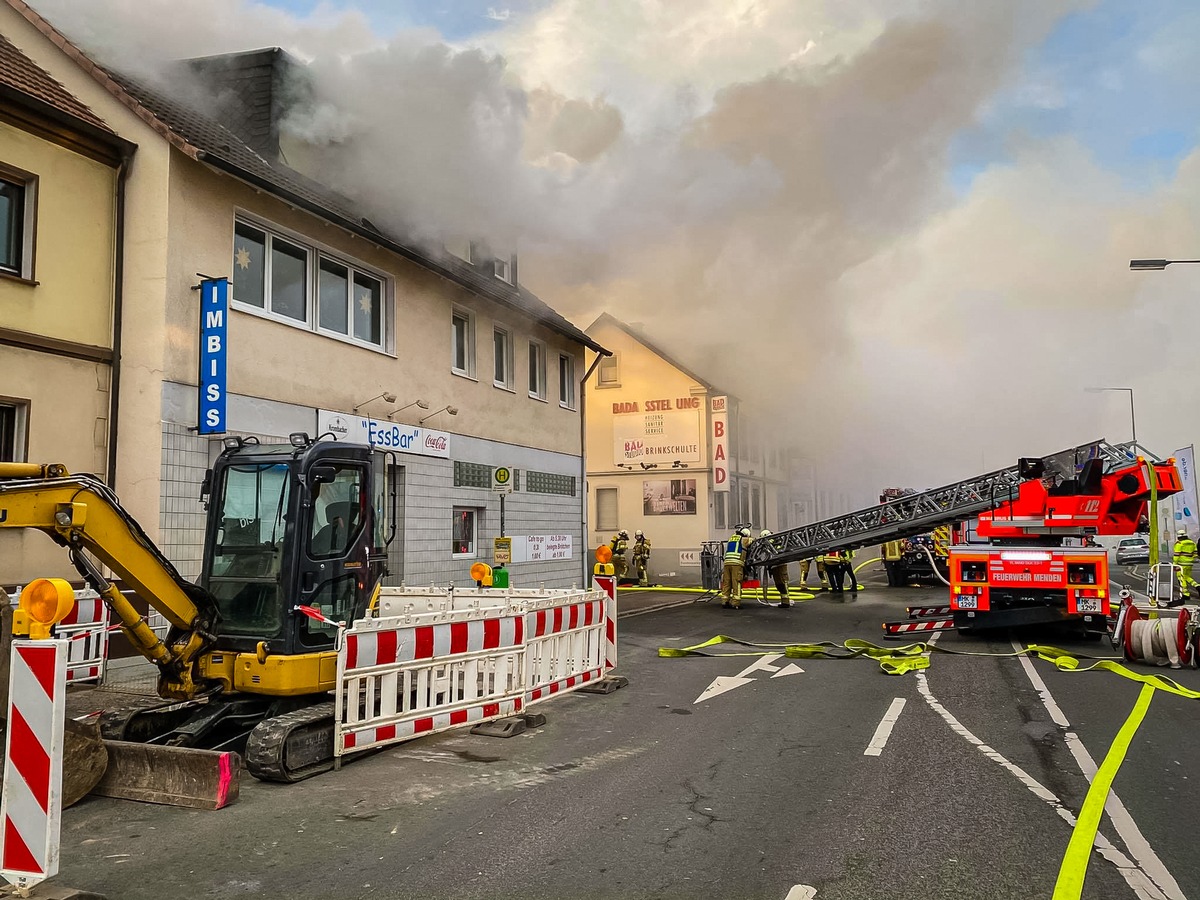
1172;528;1198;598
720;527;753;609
633;530;653;586
760;530;791;607
610;530;630;582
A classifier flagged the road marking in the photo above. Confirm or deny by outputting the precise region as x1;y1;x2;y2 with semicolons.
771;663;805;679
915;671;1168;900
784;886;817;900
1011;640;1184;900
694;675;754;704
694;654;793;704
738;654;783;676
863;697;906;757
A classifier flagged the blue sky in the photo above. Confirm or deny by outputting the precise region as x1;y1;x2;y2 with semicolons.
949;0;1200;194
266;0;546;41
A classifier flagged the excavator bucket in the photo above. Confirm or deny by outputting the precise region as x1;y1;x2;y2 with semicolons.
63;716;108;808
91;741;240;810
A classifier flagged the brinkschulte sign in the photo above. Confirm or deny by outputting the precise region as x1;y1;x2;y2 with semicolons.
612;409;701;465
317;410;451;458
197;278;229;435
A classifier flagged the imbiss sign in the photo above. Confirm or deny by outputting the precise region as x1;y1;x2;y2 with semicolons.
611;396;702;465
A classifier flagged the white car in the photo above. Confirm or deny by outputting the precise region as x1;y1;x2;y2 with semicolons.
1115;537;1150;566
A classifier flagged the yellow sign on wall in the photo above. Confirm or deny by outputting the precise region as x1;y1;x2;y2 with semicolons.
494;537;512;564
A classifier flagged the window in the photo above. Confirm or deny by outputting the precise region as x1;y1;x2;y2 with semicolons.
528;340;547;400
452;507;480;556
232;218;389;349
753;484;762;527
596;488;618;531
526;471;575;496
309;466;365;559
597;354;619;388
494;257;512;283
559;353;576;410
452;308;476;377
318;259;383;346
493;326;514;390
0;401;28;462
0;171;34;279
714;492;726;531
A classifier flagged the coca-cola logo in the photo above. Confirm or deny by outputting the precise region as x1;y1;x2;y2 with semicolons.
425;435;448;451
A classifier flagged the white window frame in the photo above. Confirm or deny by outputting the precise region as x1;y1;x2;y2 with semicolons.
528;339;547;401
559;353;576;410
452;306;477;379
596;487;618;531
597;353;620;388
0;165;37;281
493;325;514;391
494;256;512;284
230;214;392;354
316;255;385;347
452;506;480;558
0;399;29;462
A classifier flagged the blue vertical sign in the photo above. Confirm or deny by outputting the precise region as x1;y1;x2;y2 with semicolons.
198;278;228;434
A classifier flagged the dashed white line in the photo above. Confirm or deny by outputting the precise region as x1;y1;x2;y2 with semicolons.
863;697;906;757
1011;640;1184;900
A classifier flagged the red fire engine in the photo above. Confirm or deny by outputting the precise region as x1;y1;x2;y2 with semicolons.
949;449;1181;633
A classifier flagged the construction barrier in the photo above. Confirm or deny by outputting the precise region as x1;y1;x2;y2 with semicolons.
335;586;617;757
0;639;67;891
13;586;111;685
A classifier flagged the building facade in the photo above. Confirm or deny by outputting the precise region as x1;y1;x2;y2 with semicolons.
3;4;606;600
583;314;793;585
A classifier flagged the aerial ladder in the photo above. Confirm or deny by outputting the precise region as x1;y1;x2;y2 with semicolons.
747;440;1144;569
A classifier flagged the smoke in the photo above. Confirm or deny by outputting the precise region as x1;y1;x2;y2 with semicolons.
27;0;1200;505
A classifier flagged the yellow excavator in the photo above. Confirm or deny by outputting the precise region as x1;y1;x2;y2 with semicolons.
0;432;395;784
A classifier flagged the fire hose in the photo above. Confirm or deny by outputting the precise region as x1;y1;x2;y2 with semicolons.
915;544;952;587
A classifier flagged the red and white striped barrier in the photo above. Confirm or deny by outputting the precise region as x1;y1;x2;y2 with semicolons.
0;639;67;891
13;587;110;685
883;618;955;637
335;585;619;757
906;605;952;620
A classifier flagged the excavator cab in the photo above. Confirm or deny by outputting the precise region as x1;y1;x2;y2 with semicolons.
201;434;394;657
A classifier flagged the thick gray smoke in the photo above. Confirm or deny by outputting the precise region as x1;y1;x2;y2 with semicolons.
29;0;1200;505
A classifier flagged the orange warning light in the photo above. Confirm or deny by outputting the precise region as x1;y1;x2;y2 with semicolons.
470;562;492;583
595;544;613;564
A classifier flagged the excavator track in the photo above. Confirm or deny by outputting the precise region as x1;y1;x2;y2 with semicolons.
244;701;337;783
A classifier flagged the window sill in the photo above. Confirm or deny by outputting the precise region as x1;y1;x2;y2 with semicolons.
0;271;38;287
493;382;516;394
528;393;548;403
595;382;621;390
559;402;577;411
452;552;477;559
452;369;478;383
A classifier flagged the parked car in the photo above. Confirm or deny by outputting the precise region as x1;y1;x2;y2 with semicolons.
1115;537;1150;566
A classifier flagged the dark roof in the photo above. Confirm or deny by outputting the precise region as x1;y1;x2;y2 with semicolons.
587;312;721;393
0;32;112;132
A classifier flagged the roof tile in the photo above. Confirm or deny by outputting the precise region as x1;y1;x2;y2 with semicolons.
0;32;112;132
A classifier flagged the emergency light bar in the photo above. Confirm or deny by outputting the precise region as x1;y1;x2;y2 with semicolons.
999;550;1052;561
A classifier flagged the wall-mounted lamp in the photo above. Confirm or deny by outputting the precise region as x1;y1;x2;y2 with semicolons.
640;462;658;470
419;405;459;425
353;391;397;413
616;463;634;470
387;399;430;420
672;460;689;469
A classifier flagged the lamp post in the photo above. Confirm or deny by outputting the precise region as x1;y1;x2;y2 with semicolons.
1084;387;1136;447
1129;259;1200;271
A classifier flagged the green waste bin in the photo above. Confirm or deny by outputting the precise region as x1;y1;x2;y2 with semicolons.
492;566;510;589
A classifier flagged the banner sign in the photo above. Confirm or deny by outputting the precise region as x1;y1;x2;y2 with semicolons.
1174;446;1199;539
317;410;450;458
197;278;229;435
711;396;729;492
612;409;701;465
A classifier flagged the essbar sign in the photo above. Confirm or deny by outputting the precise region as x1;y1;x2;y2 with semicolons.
711;395;729;492
197;278;228;434
317;410;451;458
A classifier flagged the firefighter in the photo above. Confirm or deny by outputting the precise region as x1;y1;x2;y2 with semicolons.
633;530;653;586
822;547;845;593
1172;528;1198;597
842;548;859;596
800;557;829;590
761;530;790;607
610;530;630;582
720;527;753;609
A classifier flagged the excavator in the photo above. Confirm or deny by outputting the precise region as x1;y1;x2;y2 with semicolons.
0;432;395;786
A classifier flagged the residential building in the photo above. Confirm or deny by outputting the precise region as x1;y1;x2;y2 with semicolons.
583;314;792;585
3;3;607;604
0;31;133;584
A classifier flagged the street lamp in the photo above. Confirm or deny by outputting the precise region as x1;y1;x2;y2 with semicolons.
1085;386;1136;447
419;405;459;425
1129;259;1200;271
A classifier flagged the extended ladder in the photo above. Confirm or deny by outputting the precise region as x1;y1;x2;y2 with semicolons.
748;439;1141;567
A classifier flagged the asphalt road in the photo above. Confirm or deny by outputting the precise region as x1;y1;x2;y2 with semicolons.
55;567;1200;900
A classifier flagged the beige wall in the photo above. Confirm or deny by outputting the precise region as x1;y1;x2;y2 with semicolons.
584;319;712;551
164;159;585;455
0;121;116;345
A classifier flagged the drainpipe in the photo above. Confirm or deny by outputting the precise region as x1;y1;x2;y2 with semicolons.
106;155;132;488
579;349;607;587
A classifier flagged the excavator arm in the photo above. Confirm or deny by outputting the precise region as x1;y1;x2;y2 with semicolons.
0;463;220;699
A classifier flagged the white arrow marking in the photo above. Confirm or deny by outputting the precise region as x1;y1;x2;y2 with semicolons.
694;675;754;704
785;885;817;900
771;663;805;678
736;653;783;677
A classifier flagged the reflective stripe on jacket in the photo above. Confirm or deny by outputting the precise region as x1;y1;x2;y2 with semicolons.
724;535;746;564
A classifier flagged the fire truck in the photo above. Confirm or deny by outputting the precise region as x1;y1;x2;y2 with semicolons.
879;488;952;586
949;448;1181;633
